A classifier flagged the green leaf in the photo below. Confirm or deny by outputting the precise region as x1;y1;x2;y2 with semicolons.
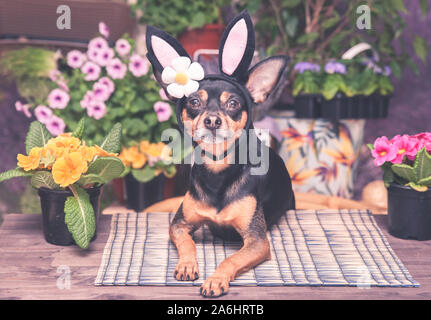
406;182;428;192
99;123;122;154
413;36;428;63
0;167;32;183
367;143;374;151
419;0;428;16
392;0;407;13
163;165;176;178
414;147;431;180
322;16;340;30
382;166;395;188
86;157;125;184
119;166;131;178
296;32;319;44
72;118;85;139
65;185;95;249
392;163;417;182
322;75;341;100
77;173;106;186
25;121;52;154
389;61;402;79
418;176;431;186
284;0;301;7
131;166;156;183
30;171;60;189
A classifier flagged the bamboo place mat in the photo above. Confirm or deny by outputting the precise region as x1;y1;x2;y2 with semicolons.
95;210;419;287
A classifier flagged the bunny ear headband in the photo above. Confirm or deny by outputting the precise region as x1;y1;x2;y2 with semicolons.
146;10;289;129
146;10;255;97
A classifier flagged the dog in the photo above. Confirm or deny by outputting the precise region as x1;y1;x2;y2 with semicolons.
146;10;295;297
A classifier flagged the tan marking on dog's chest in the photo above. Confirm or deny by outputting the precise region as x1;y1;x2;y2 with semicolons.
182;192;256;230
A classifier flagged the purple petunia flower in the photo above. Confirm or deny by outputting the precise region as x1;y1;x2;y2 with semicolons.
45;115;66;136
15;101;32;118
48;89;70;109
67;50;86;69
106;58;127;79
324;61;346;74
294;62;320;73
97;77;115;94
159;88;168;100
87;100;107;120
99;22;110;38
81;61;101;81
88;37;108;52
92;82;111;102
80;91;94;109
128;54;149;77
115;39;131;56
96;48;115;67
383;66;392;76
34;105;53;124
153;101;172;122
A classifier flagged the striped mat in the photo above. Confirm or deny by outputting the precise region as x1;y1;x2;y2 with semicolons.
95;210;419;287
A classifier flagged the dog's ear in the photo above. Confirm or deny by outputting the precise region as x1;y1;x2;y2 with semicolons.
218;10;255;82
146;26;191;101
246;56;290;120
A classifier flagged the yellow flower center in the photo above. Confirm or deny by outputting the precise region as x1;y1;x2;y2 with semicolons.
175;72;188;85
379;151;387;156
398;148;406;154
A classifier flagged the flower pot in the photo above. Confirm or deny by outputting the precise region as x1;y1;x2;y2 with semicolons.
271;113;365;199
320;94;350;119
112;178;125;204
387;183;431;240
38;186;102;246
178;24;225;58
293;94;322;118
124;173;165;212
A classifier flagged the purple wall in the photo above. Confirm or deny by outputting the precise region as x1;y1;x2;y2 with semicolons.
354;1;431;198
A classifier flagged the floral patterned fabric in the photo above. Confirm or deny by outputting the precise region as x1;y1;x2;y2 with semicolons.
271;113;365;198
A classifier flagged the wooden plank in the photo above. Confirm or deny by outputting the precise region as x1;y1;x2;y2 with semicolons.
0;213;430;300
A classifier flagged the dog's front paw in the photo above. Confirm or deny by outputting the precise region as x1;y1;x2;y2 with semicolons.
200;275;230;297
174;260;199;281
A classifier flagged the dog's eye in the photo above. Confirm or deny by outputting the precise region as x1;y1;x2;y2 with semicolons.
227;99;240;109
188;98;201;109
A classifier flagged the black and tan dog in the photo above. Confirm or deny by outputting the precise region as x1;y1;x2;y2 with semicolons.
146;10;295;297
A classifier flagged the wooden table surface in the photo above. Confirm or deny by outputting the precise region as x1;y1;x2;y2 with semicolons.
0;213;430;300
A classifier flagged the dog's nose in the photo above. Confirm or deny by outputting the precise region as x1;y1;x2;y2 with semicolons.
204;115;222;129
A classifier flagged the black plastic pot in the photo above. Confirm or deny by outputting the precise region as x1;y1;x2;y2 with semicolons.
320;93;350;119
38;186;102;246
293;94;322;118
387;183;431;241
293;93;390;120
124;173;165;212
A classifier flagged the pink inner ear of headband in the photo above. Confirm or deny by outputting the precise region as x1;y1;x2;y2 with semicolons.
222;19;247;75
151;35;180;68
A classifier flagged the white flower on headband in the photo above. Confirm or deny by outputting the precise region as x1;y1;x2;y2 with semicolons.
161;56;204;99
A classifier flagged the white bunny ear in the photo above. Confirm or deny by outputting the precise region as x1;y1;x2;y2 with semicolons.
218;10;255;82
146;26;191;100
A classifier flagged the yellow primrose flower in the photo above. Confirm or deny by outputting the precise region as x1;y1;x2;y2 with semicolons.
139;140;151;153
145;142;164;158
119;146;147;169
46;135;81;158
159;144;172;162
17;147;43;171
79;145;97;163
52;151;88;187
